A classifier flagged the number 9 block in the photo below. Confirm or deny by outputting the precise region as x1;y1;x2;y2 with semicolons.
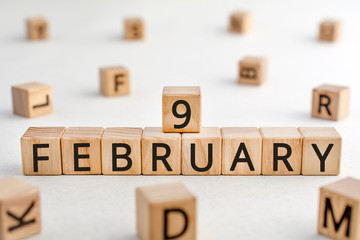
162;86;201;133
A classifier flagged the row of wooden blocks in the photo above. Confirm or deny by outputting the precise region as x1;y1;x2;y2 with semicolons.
21;126;341;176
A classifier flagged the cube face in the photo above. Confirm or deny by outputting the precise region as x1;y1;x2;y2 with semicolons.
136;182;196;240
162;86;201;133
26;18;48;40
101;127;142;175
100;67;130;96
312;84;350;121
142;128;181;175
61;127;104;175
260;127;302;175
12;82;53;118
182;127;221;175
221;127;262;175
318;177;360;240
238;57;267;85
319;21;341;42
0;177;41;240
298;127;341;175
124;18;144;40
229;12;252;33
21;127;66;175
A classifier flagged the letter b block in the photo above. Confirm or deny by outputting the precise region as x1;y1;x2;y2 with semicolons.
136;182;196;240
100;66;130;96
238;57;267;85
318;177;360;240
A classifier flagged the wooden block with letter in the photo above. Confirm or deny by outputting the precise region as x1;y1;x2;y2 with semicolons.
61;127;104;175
101;127;142;175
21;127;66;175
136;182;196;240
0;177;41;240
26;17;48;40
298;127;341;175
318;177;360;240
221;127;262;175
182;127;221;175
142;127;181;175
162;86;201;133
312;84;350;121
124;18;144;40
100;66;130;96
319;20;341;42
12;82;53;118
260;127;302;175
238;57;267;85
229;11;252;33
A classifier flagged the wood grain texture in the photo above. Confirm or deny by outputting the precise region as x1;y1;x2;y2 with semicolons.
238;57;267;85
124;18;144;40
99;66;130;96
319;20;341;42
229;11;252;33
26;17;48;40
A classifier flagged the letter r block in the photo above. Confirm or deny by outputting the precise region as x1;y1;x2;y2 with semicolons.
318;177;360;240
100;66;130;96
136;182;196;240
0;177;41;240
238;57;267;85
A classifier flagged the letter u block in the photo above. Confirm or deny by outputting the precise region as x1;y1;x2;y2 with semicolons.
238;57;267;85
0;177;41;240
318;177;360;240
26;17;48;40
100;66;130;96
136;182;196;240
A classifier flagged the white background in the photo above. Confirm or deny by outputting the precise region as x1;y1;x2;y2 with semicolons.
0;0;360;239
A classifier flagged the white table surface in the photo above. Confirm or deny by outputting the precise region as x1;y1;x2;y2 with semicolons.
0;0;360;239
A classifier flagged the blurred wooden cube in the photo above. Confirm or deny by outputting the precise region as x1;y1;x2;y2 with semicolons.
124;18;144;40
238;57;267;85
319;20;341;42
27;17;48;40
100;66;130;96
229;11;252;33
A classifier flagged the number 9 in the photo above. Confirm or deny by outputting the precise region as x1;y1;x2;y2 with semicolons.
172;100;191;129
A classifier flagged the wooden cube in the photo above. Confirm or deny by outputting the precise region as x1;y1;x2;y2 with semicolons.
238;57;267;85
61;127;104;175
124;18;144;40
26;17;48;40
100;66;130;96
260;127;302;175
182;127;221;175
0;177;41;240
142;127;181;175
312;84;350;121
101;127;142;175
136;182;196;240
229;11;252;33
318;177;360;240
21;127;66;175
12;82;53;118
162;86;201;133
298;127;341;175
221;127;262;175
319;20;341;42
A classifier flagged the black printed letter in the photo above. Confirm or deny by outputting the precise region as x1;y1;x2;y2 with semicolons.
112;143;132;171
230;143;255;171
164;209;188;239
273;143;293;171
74;143;90;171
152;143;172;171
312;144;334;172
33;144;49;172
318;94;332;116
323;197;352;237
191;143;213;172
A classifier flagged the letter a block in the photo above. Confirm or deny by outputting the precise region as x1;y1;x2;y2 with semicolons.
260;127;302;175
318;177;360;240
312;84;350;121
12;82;53;118
124;18;144;40
142;127;181;175
100;66;130;96
26;17;48;40
319;20;341;42
238;57;267;85
61;127;104;175
21;127;66;175
229;11;252;33
136;182;196;240
162;86;201;133
0;177;41;240
298;127;341;175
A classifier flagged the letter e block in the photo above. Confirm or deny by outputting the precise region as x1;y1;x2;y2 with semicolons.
26;17;48;40
124;18;144;40
136;182;196;240
229;11;252;33
318;177;360;240
319;20;341;42
238;57;267;85
100;66;130;96
0;177;41;240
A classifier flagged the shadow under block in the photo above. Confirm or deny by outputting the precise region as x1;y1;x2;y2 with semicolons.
101;127;142;175
21;127;66;175
238;57;267;85
318;177;360;240
100;66;130;96
61;127;104;175
136;182;196;240
0;177;41;240
260;127;302;175
162;86;201;133
142;127;181;175
124;18;144;40
182;127;221;175
26;17;48;40
298;127;341;175
229;11;252;33
319;20;341;42
312;84;350;121
11;82;53;118
221;127;262;175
